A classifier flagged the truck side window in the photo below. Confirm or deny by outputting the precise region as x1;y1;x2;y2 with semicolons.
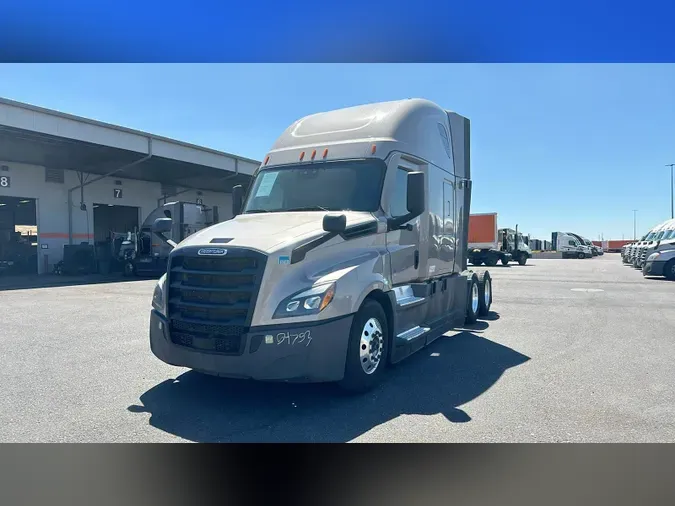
568;240;576;246
390;168;409;217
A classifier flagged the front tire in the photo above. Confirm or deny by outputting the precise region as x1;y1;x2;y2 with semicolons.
501;256;509;266
339;299;389;393
578;252;585;259
664;259;675;281
517;254;527;266
485;256;498;267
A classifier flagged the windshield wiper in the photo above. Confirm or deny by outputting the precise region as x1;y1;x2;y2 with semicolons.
284;206;330;212
244;209;272;214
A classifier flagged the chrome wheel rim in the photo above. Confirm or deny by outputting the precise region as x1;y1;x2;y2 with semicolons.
359;318;384;375
484;278;491;308
471;282;479;314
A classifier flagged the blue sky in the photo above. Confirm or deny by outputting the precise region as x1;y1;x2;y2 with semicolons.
1;64;674;241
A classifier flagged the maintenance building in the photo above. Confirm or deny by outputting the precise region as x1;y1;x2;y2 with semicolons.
0;97;259;276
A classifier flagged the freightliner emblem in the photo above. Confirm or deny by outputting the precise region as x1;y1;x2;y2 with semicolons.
197;248;228;256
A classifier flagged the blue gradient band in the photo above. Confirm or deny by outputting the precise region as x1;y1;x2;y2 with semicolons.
1;0;674;62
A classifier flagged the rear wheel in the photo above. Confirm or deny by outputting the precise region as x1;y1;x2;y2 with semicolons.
664;259;675;281
517;254;527;266
465;274;480;324
501;256;509;266
339;299;389;393
476;270;492;316
485;256;498;267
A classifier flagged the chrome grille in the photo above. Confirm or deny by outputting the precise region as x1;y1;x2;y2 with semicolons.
167;247;267;355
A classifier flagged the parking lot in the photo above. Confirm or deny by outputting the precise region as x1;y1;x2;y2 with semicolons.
1;253;674;442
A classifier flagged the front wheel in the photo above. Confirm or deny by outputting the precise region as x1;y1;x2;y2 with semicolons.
339;300;389;393
578;252;585;259
664;259;675;281
517;254;527;266
124;262;135;276
501;256;509;266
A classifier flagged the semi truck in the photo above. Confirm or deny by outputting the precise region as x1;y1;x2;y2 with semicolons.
467;213;531;266
148;98;495;392
643;247;675;280
130;201;220;277
624;220;669;267
552;232;592;258
639;219;675;272
568;233;598;257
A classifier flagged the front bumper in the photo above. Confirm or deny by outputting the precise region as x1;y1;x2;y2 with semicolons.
643;260;666;277
149;310;354;383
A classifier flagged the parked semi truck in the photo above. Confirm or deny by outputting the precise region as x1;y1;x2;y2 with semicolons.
624;220;669;267
148;99;495;392
130;201;220;277
638;219;675;271
467;213;531;266
644;247;675;280
552;232;592;258
568;233;598;257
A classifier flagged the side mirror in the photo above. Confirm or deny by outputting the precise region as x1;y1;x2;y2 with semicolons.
152;217;177;249
406;171;425;218
323;213;347;234
388;171;425;231
232;185;245;217
152;217;173;234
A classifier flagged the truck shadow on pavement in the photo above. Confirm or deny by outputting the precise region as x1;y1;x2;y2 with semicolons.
128;313;530;442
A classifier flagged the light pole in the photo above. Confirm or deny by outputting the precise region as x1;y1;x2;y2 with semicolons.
667;164;674;219
632;209;638;241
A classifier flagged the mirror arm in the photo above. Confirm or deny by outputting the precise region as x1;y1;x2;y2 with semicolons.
387;214;416;232
155;231;177;249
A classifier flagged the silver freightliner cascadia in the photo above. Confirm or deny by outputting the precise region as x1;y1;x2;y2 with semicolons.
148;99;494;392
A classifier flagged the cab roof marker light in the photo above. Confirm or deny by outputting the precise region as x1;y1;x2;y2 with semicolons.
371;144;377;154
322;148;328;158
310;149;316;160
299;151;305;161
264;155;270;165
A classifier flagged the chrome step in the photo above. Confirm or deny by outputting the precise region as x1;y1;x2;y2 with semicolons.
397;325;430;341
393;285;426;307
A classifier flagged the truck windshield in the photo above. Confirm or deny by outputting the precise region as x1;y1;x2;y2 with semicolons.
243;160;386;214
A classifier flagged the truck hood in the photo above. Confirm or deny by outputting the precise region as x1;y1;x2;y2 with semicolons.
175;211;377;254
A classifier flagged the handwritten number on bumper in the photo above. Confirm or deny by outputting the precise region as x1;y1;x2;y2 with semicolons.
276;330;312;347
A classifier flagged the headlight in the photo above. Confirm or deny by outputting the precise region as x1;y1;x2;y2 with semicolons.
273;282;336;319
152;273;167;316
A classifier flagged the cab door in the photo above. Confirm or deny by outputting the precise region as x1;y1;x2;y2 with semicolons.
386;165;422;286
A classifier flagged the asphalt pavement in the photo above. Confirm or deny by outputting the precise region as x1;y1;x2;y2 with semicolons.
1;253;674;442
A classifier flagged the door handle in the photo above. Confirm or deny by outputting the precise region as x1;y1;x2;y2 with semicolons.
414;250;419;269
